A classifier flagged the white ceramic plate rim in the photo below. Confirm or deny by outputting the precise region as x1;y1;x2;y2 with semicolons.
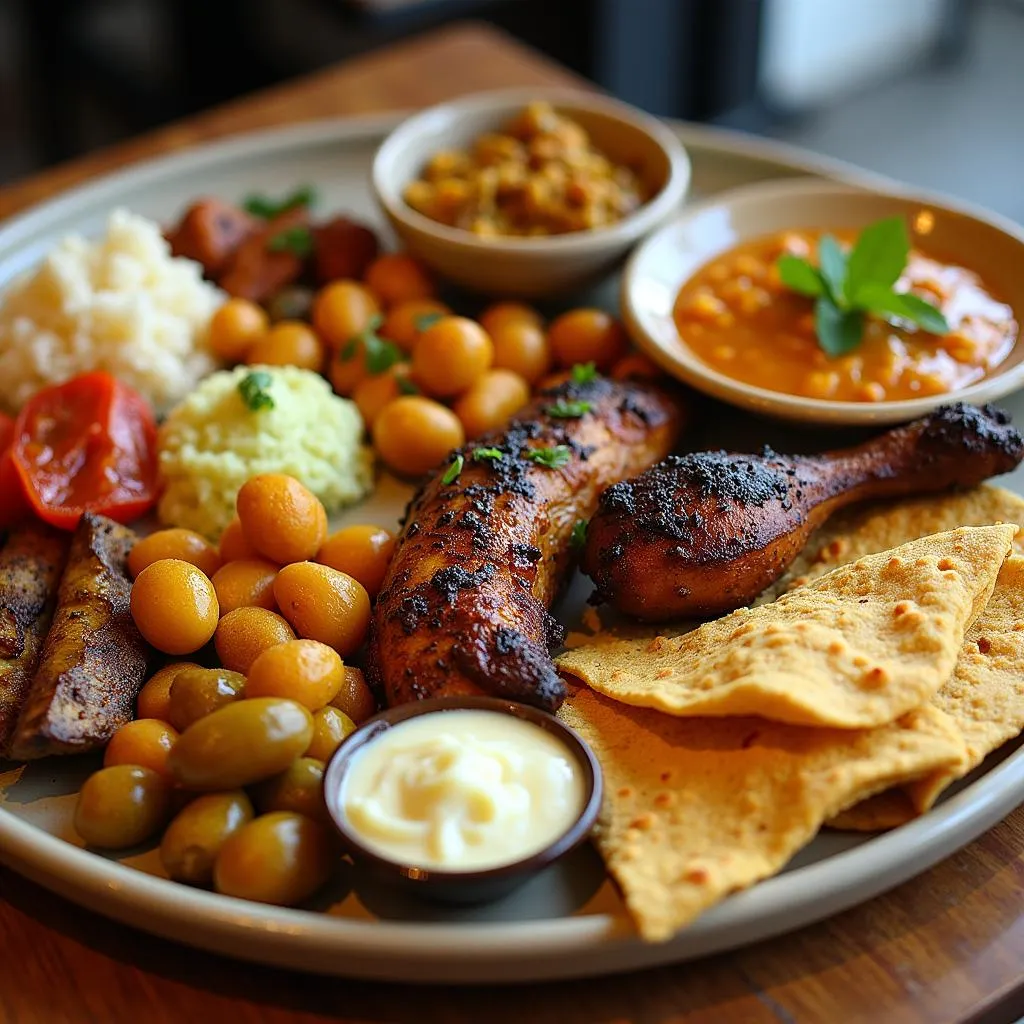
0;115;1021;982
621;177;1024;425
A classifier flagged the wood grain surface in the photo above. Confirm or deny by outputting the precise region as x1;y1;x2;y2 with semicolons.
0;20;1022;1024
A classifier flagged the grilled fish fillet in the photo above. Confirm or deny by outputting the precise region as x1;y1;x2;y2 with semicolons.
0;524;70;754
9;514;149;759
370;376;682;711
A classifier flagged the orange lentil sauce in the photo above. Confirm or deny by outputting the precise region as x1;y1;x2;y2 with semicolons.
673;229;1018;402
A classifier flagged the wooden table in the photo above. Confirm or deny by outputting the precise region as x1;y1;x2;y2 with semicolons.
1;21;1022;1024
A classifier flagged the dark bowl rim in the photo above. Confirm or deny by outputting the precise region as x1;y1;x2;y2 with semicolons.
322;695;604;884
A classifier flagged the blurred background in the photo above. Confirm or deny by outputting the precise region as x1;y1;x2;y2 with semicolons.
0;0;1021;219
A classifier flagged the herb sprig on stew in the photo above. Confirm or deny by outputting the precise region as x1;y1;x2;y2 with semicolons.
776;217;949;357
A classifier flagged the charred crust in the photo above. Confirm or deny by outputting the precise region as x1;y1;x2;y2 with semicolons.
916;402;1024;465
430;564;497;603
396;595;429;634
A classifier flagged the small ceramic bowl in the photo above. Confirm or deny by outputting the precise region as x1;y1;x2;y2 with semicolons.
620;178;1024;426
371;88;691;298
322;695;603;905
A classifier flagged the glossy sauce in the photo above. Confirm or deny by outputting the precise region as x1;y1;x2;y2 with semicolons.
340;710;585;871
673;229;1018;402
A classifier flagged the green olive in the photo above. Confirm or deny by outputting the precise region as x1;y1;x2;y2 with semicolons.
305;706;356;763
168;697;314;790
168;667;246;732
251;757;328;823
214;811;335;906
159;790;254;884
74;765;172;849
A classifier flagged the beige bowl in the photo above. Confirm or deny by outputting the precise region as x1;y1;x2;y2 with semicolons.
620;178;1024;426
371;88;691;298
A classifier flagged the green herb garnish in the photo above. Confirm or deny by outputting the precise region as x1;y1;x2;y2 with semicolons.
472;447;504;464
243;185;318;219
238;370;275;412
396;375;420;396
546;400;593;419
571;362;599;383
267;225;314;259
414;311;445;332
364;336;402;375
337;315;402;375
570;519;588;549
526;445;572;469
777;217;949;357
441;454;464;485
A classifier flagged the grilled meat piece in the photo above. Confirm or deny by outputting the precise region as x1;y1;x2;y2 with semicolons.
311;216;379;284
370;376;682;711
9;514;149;759
583;403;1024;621
218;207;310;302
0;524;70;754
166;198;258;277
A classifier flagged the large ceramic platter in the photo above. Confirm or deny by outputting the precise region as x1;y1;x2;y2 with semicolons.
1;115;1022;984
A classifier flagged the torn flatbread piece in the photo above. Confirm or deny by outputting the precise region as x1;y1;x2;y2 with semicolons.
558;526;1014;728
831;554;1024;830
760;485;1024;604
558;685;966;942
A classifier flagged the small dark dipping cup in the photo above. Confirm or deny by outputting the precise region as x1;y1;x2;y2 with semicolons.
323;695;603;905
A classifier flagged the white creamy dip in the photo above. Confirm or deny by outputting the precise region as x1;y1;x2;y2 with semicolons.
340;710;586;871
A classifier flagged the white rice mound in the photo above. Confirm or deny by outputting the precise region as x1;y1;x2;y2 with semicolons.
0;208;224;414
158;365;375;539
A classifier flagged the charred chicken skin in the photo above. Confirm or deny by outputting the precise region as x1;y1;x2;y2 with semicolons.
583;403;1024;621
370;376;682;711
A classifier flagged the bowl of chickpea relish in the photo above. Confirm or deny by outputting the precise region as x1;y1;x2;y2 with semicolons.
372;89;690;297
621;178;1024;425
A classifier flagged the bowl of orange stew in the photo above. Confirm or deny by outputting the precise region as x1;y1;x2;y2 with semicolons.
620;178;1024;425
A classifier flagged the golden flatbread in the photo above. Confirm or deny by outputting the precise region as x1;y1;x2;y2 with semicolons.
761;485;1024;603
558;685;966;942
558;526;1015;729
831;554;1024;830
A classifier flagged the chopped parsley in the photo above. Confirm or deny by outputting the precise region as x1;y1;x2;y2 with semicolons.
441;454;464;485
338;315;402;375
546;399;593;419
267;225;314;258
243;185;318;219
472;447;504;464
570;519;588;549
238;370;275;412
526;445;571;469
571;361;599;383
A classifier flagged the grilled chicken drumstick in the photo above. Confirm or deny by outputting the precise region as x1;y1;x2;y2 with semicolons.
583;403;1024;621
370;376;682;711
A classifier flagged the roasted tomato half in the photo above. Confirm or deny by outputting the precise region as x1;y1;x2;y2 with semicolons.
9;372;159;529
0;411;32;527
